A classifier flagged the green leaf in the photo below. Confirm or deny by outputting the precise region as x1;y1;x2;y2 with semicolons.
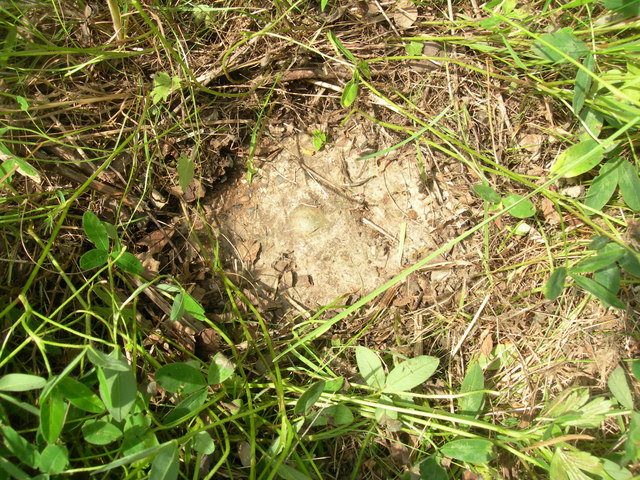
5;156;41;183
544;387;589;418
585;158;622;211
570;247;625;273
151;72;181;105
588;235;610;250
323;377;343;392
473;184;501;203
502;194;536;218
341;77;359;108
383;355;439;394
163;388;207;425
458;363;484;417
83;212;109;250
603;0;640;16
295;380;325;415
38;444;68;475
150;443;179;480
82;419;123;445
532;28;589;64
0;426;40;468
193;431;215;454
619;251;640;277
312;130;326;151
405;41;423;56
16;96;28;112
632;359;640;382
579;106;604;140
419;456;448;480
97;352;137;422
0;25;17;68
440;439;494;464
111;251;143;274
57;376;104;413
558;396;613;427
573;52;594;114
310;404;354;426
550;139;606;178
608;366;634;409
182;291;207;321
320;0;328;12
277;464;312;480
355;346;385;390
177;153;194;192
80;249;109;270
88;347;130;371
122;424;159;457
0;456;31;480
623;412;640;465
356;60;370;80
156;363;206;394
0;157;16;183
545;267;567;300
0;373;46;392
208;353;235;384
39;389;66;444
570;273;625;308
601;458;632;480
95;444;165;473
172;291;207;322
618;160;640;211
594;261;621;294
327;31;357;63
170;292;185;322
550;448;603;480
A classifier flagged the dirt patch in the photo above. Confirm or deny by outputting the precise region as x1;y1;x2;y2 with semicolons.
212;121;477;308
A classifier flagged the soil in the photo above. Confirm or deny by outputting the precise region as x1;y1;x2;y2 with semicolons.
212;121;479;309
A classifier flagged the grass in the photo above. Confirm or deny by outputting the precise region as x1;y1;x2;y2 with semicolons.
1;0;640;478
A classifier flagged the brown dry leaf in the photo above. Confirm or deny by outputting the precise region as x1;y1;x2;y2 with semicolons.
137;226;175;254
626;220;640;251
183;178;205;203
281;270;295;288
137;251;160;276
518;133;544;155
540;197;561;224
238;442;252;467
407;41;443;73
167;178;205;202
423;41;442;57
561;185;583;198
479;330;493;358
392;0;418;29
238;240;262;264
393;295;412;307
164;320;196;353
195;328;221;360
388;440;411;466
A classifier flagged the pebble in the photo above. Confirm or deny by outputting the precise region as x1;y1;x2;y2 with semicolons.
289;205;329;236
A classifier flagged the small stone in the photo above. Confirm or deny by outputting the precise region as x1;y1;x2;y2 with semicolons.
289;205;329;236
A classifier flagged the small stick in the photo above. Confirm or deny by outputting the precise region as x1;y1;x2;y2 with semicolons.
451;294;490;358
362;218;396;243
